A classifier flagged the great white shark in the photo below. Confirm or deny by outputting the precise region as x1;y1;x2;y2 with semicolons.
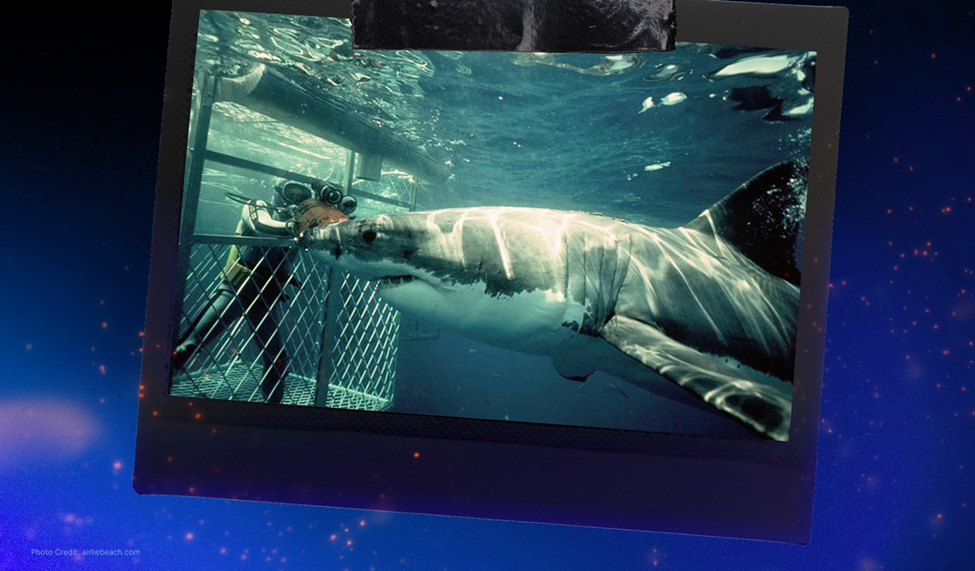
300;161;807;441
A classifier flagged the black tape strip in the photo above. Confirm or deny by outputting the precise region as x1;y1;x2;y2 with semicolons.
351;0;676;53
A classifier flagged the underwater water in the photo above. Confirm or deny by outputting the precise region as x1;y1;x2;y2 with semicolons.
198;13;813;225
185;13;815;438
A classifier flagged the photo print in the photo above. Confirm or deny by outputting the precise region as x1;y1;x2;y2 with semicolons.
170;11;816;442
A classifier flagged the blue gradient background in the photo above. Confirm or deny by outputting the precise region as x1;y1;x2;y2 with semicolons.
1;1;972;569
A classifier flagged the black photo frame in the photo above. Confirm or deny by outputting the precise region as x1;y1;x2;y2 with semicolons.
135;0;847;543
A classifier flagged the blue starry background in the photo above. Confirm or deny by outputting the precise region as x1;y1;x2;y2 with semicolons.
0;1;972;570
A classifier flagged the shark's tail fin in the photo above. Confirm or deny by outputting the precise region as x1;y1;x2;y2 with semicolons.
685;161;807;286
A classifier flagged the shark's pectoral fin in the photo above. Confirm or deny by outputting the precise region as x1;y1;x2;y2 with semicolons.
550;352;595;382
600;315;792;441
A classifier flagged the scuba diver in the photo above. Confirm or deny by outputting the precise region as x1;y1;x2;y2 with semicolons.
172;179;356;403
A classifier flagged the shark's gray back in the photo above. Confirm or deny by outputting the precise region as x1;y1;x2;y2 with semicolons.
610;223;799;380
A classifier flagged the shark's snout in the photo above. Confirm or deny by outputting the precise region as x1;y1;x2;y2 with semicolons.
299;223;345;260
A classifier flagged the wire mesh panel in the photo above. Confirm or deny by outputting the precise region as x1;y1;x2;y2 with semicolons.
318;274;400;410
172;62;422;413
170;239;399;411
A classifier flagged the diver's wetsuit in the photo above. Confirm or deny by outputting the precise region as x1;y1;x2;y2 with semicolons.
173;201;296;404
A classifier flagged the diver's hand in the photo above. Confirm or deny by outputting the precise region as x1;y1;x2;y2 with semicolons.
296;226;323;251
296;229;312;250
285;219;299;238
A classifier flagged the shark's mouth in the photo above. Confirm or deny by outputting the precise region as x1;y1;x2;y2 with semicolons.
376;275;416;289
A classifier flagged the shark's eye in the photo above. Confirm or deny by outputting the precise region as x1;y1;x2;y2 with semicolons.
362;229;377;244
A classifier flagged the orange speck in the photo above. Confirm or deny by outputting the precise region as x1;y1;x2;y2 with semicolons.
413;452;420;458
189;487;195;493
102;322;108;328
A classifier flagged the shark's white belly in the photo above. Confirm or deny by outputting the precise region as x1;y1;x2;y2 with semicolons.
380;281;581;355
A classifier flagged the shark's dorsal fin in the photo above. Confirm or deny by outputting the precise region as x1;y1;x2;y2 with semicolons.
685;161;806;286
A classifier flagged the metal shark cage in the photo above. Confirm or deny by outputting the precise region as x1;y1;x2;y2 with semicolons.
169;65;447;410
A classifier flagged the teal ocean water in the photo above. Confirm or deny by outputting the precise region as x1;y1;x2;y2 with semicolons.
196;13;813;226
